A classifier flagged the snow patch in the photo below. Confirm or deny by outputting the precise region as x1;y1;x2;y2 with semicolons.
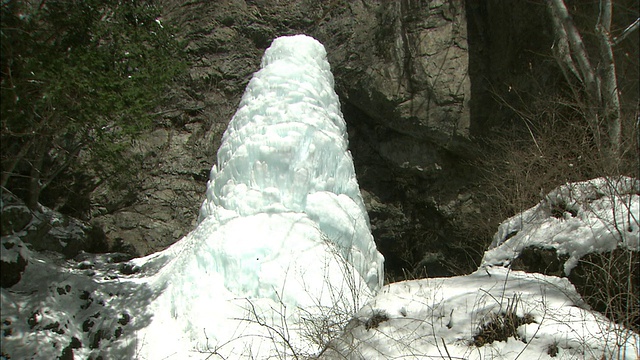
482;177;639;274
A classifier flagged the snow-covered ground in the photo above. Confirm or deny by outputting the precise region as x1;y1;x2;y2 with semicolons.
326;267;638;359
1;35;638;360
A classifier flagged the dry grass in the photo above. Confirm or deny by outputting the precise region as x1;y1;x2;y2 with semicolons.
472;293;536;347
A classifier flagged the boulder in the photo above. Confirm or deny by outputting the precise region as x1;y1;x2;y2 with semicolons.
483;177;639;329
1;192;109;259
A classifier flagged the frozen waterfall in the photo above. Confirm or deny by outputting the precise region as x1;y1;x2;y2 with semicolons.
198;34;383;291
134;34;384;359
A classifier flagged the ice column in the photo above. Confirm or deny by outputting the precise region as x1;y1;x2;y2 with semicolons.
198;34;383;291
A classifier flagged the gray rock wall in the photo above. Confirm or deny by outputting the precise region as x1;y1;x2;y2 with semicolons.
88;0;476;267
84;0;608;279
314;0;471;150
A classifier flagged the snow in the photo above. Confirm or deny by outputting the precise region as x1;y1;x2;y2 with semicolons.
482;177;639;274
1;35;639;360
327;267;639;359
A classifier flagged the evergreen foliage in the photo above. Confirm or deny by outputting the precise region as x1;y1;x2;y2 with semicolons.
1;0;186;210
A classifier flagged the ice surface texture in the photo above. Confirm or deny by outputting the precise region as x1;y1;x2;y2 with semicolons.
199;34;383;291
128;35;384;358
200;36;353;217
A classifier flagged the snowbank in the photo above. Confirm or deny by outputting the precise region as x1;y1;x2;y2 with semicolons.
326;267;639;359
482;177;639;274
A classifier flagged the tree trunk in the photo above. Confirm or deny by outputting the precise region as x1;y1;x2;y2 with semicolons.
594;0;621;158
547;0;622;159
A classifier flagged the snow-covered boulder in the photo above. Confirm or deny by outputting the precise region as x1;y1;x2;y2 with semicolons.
481;177;639;334
482;176;639;274
0;192;109;260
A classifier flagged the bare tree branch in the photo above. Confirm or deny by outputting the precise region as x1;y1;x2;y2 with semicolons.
613;18;640;46
548;0;601;103
549;5;581;83
547;0;623;158
595;0;621;156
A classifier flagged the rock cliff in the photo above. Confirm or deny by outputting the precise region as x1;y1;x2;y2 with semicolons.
55;0;638;278
86;0;478;277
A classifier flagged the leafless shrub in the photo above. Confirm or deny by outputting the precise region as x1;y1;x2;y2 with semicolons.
570;249;639;334
472;293;536;347
363;310;389;331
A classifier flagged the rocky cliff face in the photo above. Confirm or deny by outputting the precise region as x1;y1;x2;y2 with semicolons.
75;0;583;277
85;0;480;277
4;0;637;279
